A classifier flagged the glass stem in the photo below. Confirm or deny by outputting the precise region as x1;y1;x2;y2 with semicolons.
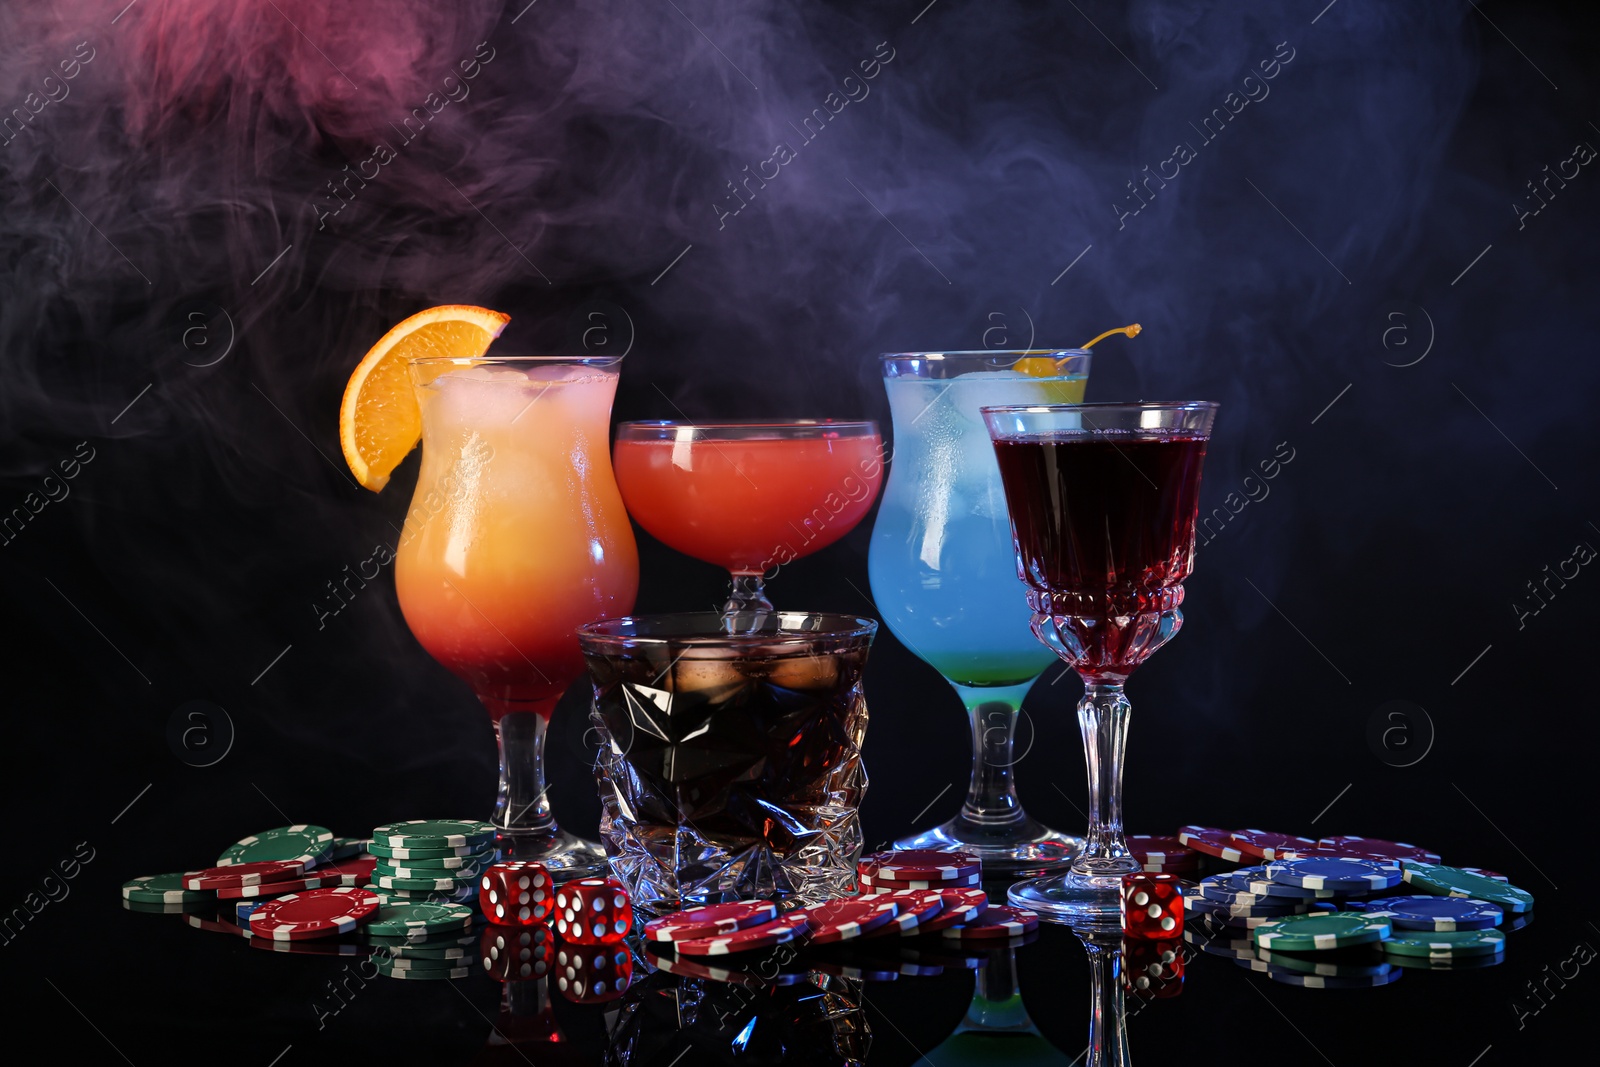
1075;682;1134;873
723;571;774;614
953;681;1035;828
494;711;556;834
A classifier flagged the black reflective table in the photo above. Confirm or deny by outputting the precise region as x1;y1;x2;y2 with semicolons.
13;864;1584;1065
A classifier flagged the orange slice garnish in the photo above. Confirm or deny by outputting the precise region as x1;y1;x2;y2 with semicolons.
338;304;510;491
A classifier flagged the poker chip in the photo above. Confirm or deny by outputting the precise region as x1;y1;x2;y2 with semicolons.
861;873;982;893
1399;863;1534;914
1183;925;1258;959
249;887;379;941
859;849;981;883
677;911;812;956
1198;868;1277;906
860;890;947;938
910;888;989;933
803;897;901;944
327;837;371;860
318;856;378;887
643;900;780;942
1255;948;1394;978
372;850;493;870
372;870;477;892
1127;835;1197;867
362;899;474;940
1244;875;1341;901
1252;912;1392;951
367;841;484;861
376;862;481;883
218;870;349;899
1458;867;1509;883
124;899;188;915
940;905;1039;942
1176;826;1245;863
1317;835;1441;864
183;860;308;891
1229;829;1317;861
217;825;335;867
1264;856;1403;892
1380;928;1507;959
368;882;479;905
1360;895;1502;931
372;819;497;850
122;873;212;905
1237;956;1403;989
1506;913;1534;933
235;900;263;923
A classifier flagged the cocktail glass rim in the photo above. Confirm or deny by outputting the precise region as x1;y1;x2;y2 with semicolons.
982;400;1218;417
577;609;878;647
615;418;878;439
410;353;625;367
878;349;1091;360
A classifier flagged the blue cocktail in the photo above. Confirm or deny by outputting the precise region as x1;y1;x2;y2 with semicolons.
868;350;1090;874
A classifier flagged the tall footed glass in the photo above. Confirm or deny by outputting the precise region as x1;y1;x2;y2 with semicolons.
983;401;1217;926
867;351;1090;874
394;355;639;878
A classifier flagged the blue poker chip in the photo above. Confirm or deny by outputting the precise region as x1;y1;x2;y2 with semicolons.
1264;856;1402;892
1360;895;1502;931
236;900;264;923
1198;867;1278;905
1245;875;1341;901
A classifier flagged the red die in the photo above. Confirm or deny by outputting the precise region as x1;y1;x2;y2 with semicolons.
481;923;553;982
553;876;632;944
1122;938;1184;998
1120;872;1183;940
554;944;633;1003
479;861;555;926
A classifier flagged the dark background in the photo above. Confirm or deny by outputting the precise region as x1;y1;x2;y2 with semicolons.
1;0;1594;1059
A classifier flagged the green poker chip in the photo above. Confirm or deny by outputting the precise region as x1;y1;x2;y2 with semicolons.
1252;913;1392;952
327;837;371;860
1380;928;1507;959
363;900;475;940
1399;862;1535;914
366;849;496;870
217;825;335;867
372;820;496;850
372;870;477;892
122;873;212;905
122;898;189;915
367;841;488;861
366;884;479;906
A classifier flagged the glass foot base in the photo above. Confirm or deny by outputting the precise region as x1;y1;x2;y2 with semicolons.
893;817;1082;876
1008;867;1131;930
495;826;608;882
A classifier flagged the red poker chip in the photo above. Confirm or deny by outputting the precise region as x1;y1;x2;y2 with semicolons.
1316;836;1442;864
218;869;348;899
1229;829;1318;860
861;871;981;892
249;887;379;941
1177;826;1245;863
912;888;990;933
859;890;946;938
677;911;811;957
803;897;901;944
183;860;307;891
644;900;780;943
1459;867;1509;883
321;856;378;886
859;849;981;882
940;904;1039;942
1127;835;1198;867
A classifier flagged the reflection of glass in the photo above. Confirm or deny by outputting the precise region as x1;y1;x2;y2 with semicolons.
868;352;1090;874
395;355;639;877
613;420;884;612
577;611;876;914
1079;931;1132;1067
928;945;1071;1066
983;402;1217;927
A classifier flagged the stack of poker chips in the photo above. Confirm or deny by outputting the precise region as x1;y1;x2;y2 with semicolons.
363;819;499;908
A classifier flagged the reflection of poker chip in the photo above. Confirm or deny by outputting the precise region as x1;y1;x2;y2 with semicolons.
940;905;1038;942
859;849;981;882
644;900;779;942
679;912;811;956
125;899;188;916
808;954;900;982
1183;925;1256;959
184;861;308;891
1176;827;1245;863
249;887;379;941
1255;947;1393;978
184;912;253;937
251;936;369;956
1237;956;1403;989
1387;947;1505;970
375;958;471;980
217;825;335;867
642;942;802;985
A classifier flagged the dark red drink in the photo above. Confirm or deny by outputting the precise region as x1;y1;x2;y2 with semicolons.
992;433;1209;677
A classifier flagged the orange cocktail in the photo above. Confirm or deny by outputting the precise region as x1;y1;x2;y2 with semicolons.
612;420;883;610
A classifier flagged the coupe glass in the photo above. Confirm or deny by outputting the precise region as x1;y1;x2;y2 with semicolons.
394;354;639;878
612;420;883;613
867;351;1090;874
982;401;1217;925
